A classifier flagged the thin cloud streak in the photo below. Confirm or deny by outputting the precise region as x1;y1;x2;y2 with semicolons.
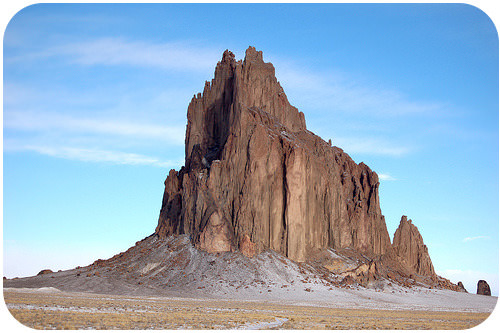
10;145;183;168
6;37;221;73
332;136;411;156
463;236;490;243
5;111;185;145
276;63;445;117
378;173;397;181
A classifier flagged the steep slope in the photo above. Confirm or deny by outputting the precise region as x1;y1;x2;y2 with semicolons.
155;47;391;262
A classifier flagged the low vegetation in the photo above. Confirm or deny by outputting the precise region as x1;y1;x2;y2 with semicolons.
4;289;490;330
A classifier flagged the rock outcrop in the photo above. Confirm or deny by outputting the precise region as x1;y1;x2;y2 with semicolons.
392;216;435;277
37;269;53;276
155;47;392;262
458;281;468;293
477;280;491;296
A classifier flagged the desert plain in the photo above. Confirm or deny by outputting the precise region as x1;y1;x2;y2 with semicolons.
4;284;497;330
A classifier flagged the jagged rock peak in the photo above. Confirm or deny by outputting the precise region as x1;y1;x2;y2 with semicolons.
156;46;392;262
244;46;264;63
222;49;236;62
392;216;435;277
184;46;306;168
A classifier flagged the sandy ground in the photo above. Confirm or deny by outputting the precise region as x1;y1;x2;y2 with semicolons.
3;287;497;330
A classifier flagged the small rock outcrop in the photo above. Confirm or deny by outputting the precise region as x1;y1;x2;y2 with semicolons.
392;216;435;277
477;280;491;296
457;281;468;293
37;269;53;276
155;47;391;262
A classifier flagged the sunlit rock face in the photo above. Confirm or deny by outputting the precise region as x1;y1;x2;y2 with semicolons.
155;47;393;262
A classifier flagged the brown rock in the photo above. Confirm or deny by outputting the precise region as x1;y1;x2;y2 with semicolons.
392;216;435;277
155;47;391;261
239;234;256;258
341;275;355;285
477;280;491;296
457;281;467;293
37;269;53;276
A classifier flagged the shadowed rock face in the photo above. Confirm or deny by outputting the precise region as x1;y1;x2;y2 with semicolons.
477;280;491;296
156;47;392;262
392;216;435;277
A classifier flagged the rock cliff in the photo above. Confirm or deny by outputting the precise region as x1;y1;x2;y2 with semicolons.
392;216;435;277
155;47;392;262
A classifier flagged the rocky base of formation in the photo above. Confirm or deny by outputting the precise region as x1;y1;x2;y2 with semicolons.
4;234;462;296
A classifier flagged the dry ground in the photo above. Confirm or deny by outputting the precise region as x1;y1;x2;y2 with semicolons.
4;288;492;330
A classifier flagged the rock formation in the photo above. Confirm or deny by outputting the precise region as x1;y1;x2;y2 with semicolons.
37;269;53;276
477;280;491;296
3;47;466;296
392;216;435;277
457;281;467;293
155;47;391;262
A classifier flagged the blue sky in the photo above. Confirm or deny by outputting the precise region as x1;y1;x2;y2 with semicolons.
2;3;499;295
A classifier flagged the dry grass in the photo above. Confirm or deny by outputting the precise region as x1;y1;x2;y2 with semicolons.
4;289;491;330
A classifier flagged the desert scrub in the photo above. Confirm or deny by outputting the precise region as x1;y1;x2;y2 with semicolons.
4;289;491;330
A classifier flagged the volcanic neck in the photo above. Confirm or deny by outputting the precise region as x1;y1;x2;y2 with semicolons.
155;46;393;262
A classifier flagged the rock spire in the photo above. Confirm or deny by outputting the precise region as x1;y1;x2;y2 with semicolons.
392;216;435;277
477;280;491;296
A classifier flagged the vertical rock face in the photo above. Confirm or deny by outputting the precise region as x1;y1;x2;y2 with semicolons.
156;47;392;262
477;280;491;296
392;216;435;277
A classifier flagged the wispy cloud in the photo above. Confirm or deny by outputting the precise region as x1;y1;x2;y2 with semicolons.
4;110;185;145
6;37;221;73
332;136;412;156
269;57;449;158
275;62;445;117
463;236;490;243
9;145;182;168
378;173;397;181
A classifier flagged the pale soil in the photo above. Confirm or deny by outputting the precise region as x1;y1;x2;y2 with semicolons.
3;288;494;330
